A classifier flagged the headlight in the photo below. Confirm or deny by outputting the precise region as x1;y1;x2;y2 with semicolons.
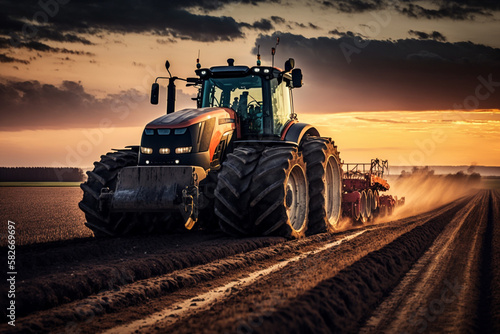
141;147;153;154
159;148;170;154
175;146;192;154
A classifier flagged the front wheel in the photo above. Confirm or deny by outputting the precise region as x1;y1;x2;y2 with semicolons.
79;148;138;236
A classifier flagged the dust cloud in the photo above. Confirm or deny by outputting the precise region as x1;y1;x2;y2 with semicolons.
384;167;481;220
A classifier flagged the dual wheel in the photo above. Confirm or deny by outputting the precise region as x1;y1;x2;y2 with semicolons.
214;137;342;238
352;189;380;223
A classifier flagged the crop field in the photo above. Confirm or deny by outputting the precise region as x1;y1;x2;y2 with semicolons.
0;187;91;246
0;183;499;333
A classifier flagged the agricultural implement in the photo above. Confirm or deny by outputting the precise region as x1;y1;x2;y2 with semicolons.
342;159;403;222
79;53;403;238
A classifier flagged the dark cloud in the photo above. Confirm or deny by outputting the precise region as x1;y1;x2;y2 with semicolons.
0;54;30;64
270;15;320;30
396;0;500;20
254;32;500;112
309;23;320;30
0;79;197;131
1;0;262;51
156;38;177;45
36;30;93;45
271;16;286;24
397;3;491;20
442;0;500;10
322;0;386;13
0;37;94;56
408;30;447;42
317;0;500;20
329;29;365;38
241;19;274;31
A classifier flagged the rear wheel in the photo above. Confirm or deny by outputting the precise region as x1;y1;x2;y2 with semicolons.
214;146;263;235
302;137;342;234
249;146;308;238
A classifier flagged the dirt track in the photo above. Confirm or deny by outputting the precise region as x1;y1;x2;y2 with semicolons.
1;189;498;333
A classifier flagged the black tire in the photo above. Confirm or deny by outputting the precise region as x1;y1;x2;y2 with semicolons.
79;149;184;237
214;146;263;235
358;190;368;224
249;146;308;239
366;189;373;219
302;137;342;234
372;190;380;217
79;148;138;237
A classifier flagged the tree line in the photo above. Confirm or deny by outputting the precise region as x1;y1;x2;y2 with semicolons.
0;167;85;182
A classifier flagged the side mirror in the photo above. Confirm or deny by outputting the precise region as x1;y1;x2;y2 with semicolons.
291;68;302;88
151;83;159;105
284;58;295;72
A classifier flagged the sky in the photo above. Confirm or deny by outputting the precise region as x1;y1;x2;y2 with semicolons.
0;0;499;168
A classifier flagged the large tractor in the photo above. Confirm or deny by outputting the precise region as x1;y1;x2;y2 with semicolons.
79;57;343;238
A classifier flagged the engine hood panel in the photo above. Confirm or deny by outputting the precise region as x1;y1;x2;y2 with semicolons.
146;107;235;129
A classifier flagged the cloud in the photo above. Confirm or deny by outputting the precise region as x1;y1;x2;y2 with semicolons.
329;29;366;38
318;0;500;20
1;0;261;51
254;32;500;112
0;37;94;56
322;0;386;13
396;1;497;20
309;23;320;30
271;16;286;24
0;80;196;131
0;54;30;64
269;15;321;30
355;117;406;124
241;19;274;31
408;30;447;42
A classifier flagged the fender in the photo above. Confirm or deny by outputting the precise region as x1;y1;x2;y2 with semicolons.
283;122;321;145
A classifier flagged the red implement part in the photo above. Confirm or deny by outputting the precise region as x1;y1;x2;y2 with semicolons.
341;159;401;220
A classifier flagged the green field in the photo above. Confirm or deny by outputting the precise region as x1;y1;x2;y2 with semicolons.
0;182;81;187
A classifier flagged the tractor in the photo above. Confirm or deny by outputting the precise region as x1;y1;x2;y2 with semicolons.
79;57;343;238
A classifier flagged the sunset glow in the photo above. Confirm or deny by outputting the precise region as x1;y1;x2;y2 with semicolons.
1;1;499;168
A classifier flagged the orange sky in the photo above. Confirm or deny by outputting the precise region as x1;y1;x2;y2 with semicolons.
1;1;499;167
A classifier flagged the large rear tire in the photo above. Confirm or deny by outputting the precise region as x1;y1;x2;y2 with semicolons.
302;137;342;234
249;146;308;238
214;146;263;235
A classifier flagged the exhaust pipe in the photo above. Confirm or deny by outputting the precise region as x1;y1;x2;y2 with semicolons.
167;77;176;114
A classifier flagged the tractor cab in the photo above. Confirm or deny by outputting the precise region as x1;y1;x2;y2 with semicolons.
195;59;302;139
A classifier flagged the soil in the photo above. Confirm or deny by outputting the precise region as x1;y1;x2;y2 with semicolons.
0;189;498;334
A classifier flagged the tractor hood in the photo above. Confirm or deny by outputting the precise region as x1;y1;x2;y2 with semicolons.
146;107;236;129
139;107;237;169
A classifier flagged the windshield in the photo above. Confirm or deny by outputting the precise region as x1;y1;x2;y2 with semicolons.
202;75;264;135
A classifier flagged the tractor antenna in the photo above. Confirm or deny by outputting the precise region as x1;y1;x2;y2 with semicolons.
196;50;201;69
272;37;279;67
257;45;261;66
